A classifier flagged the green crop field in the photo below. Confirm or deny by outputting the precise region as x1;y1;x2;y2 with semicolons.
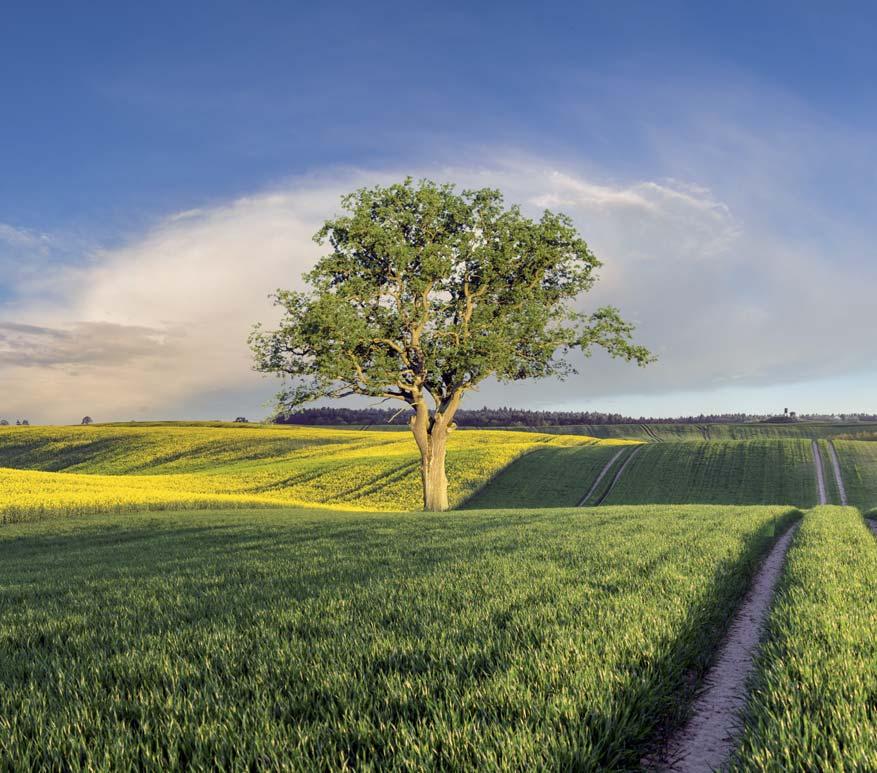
494;421;877;441
3;420;877;767
733;507;877;769
829;439;877;511
599;439;820;507
460;441;635;508
0;504;797;770
0;424;598;519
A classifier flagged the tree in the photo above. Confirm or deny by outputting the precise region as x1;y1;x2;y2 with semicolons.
250;179;653;511
234;417;249;423
0;420;8;426
81;416;93;425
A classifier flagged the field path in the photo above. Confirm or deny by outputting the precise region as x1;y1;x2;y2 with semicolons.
594;444;643;505
576;448;628;506
649;521;799;772
812;440;828;505
827;441;848;506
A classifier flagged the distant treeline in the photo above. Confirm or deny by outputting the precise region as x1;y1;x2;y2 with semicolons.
272;407;877;427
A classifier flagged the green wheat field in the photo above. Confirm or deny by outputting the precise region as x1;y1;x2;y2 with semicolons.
1;421;876;769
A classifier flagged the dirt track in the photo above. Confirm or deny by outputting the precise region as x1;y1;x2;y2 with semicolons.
577;447;628;506
811;440;828;505
595;444;643;505
827;441;849;506
649;521;799;772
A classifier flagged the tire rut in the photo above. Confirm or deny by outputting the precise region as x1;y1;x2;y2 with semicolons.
647;521;800;772
594;444;643;506
811;440;828;505
827;440;848;506
577;448;628;507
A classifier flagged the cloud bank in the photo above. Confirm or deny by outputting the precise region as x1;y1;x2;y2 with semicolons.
1;156;873;423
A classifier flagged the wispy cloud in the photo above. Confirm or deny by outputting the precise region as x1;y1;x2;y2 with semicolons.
0;223;50;250
0;321;176;367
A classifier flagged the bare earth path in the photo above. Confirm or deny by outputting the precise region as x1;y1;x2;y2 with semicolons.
577;448;628;506
812;440;828;505
594;444;643;505
827;440;849;506
648;521;800;772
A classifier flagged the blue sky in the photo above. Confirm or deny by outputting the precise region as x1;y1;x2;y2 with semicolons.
2;2;877;422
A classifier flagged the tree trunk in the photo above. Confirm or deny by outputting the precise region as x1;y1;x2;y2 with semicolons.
421;425;449;512
411;405;450;512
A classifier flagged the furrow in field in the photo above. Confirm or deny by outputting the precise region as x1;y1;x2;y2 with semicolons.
641;423;662;442
811;440;828;505
826;440;848;506
649;521;800;773
576;447;628;506
594;444;643;505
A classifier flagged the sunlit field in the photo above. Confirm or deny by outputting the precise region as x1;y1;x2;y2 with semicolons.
3;421;877;768
0;423;610;521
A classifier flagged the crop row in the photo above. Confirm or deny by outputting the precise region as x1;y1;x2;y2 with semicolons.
733;506;877;769
0;425;597;520
461;442;635;509
603;439;819;507
0;504;797;769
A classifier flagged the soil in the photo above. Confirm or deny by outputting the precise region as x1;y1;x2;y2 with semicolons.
812;440;828;505
646;522;799;772
827;441;849;506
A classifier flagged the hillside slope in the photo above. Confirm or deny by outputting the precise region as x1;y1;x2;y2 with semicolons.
601;439;820;507
461;442;636;509
495;422;877;442
0;424;600;518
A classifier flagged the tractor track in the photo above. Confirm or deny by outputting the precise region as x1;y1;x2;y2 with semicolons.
594;444;643;506
647;521;800;772
827;440;848;506
577;447;629;507
811;440;828;505
641;423;662;443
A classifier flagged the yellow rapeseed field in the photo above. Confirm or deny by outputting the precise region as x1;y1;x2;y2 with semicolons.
0;423;629;521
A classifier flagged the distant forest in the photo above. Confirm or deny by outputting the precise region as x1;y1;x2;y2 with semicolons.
273;407;877;428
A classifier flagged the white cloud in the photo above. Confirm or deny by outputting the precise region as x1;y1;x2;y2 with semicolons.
0;223;49;249
1;155;875;423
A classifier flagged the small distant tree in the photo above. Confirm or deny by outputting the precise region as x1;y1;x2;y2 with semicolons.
81;416;93;425
0;419;8;426
21;419;29;426
250;179;653;511
234;416;249;423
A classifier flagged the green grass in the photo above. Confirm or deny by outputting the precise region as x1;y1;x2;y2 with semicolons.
460;443;635;508
0;504;797;770
0;424;596;515
732;507;877;769
816;439;841;505
830;440;877;511
601;439;819;507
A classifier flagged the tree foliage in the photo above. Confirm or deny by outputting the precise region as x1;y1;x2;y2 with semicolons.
251;179;652;411
250;178;654;510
